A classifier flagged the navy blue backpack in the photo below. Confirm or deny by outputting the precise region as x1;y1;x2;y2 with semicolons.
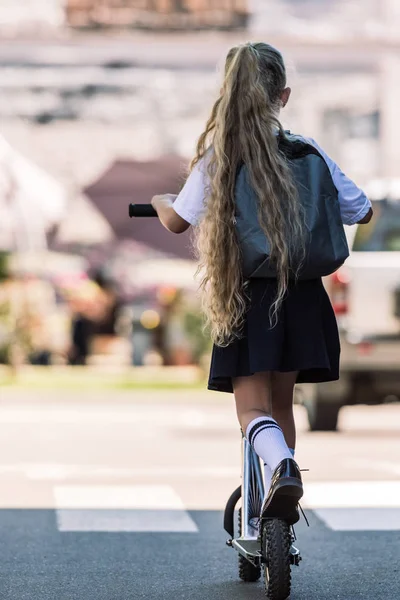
234;132;349;280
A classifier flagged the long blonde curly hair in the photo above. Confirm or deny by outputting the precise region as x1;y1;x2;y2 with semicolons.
191;42;306;347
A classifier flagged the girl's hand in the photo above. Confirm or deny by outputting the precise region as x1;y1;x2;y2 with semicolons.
150;194;190;234
151;194;177;209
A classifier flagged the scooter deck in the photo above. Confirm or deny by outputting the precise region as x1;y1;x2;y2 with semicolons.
232;536;262;565
230;535;302;567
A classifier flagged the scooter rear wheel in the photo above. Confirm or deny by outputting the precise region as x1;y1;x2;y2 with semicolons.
262;518;291;600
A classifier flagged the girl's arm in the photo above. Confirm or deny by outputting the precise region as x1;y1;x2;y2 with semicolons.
151;155;209;233
357;207;373;224
151;194;191;234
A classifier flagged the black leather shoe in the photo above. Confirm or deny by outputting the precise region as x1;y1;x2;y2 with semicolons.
260;458;304;525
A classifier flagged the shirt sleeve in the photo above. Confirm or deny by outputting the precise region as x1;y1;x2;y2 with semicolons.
172;156;209;227
304;137;372;226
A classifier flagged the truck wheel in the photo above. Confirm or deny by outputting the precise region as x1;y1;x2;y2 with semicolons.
303;396;341;431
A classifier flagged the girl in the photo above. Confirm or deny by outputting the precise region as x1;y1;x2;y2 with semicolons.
151;42;373;525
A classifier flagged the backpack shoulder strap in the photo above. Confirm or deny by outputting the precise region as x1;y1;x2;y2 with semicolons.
278;130;322;160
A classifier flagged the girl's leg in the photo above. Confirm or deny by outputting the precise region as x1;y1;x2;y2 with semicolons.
270;371;299;451
233;371;294;478
233;370;298;447
233;370;272;434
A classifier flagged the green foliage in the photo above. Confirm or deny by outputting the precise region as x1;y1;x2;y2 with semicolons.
0;344;10;364
0;300;11;364
0;253;9;281
183;305;212;363
0;296;33;366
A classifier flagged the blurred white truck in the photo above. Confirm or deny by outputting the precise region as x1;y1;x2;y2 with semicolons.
299;179;400;431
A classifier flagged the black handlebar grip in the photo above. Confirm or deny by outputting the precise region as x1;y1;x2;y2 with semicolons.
129;204;158;218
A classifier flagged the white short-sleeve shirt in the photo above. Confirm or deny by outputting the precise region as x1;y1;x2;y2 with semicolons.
172;155;210;227
172;137;372;227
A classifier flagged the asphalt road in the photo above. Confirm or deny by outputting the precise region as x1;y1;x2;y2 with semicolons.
0;387;399;600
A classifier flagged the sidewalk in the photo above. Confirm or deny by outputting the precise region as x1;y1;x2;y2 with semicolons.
0;364;206;391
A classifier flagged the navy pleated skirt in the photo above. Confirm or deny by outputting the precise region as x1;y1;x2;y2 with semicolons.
208;277;340;394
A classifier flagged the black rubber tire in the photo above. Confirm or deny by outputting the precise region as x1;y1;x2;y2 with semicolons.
262;519;291;600
304;395;341;431
237;509;261;583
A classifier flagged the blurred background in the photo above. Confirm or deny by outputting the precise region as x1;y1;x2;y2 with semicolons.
1;4;400;600
1;0;400;431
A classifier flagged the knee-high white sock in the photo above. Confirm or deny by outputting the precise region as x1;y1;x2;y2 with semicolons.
246;415;293;473
263;447;295;494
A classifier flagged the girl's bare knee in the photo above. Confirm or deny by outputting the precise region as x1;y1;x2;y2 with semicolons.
237;408;272;435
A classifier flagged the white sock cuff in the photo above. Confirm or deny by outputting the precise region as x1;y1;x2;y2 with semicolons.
246;415;282;447
245;416;277;439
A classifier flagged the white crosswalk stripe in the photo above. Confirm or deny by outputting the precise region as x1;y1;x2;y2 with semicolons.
308;508;400;531
52;480;400;533
54;484;199;533
56;509;199;533
302;481;400;531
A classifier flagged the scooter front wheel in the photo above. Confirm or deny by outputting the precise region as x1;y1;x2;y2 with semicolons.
262;518;291;600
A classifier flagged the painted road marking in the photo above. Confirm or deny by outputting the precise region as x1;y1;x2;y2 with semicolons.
303;481;400;531
56;509;198;532
54;484;199;533
310;508;400;531
303;481;400;508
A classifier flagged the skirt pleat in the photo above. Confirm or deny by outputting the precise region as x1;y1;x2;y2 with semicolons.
207;277;340;394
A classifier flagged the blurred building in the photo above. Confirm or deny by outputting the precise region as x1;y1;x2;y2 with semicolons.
0;0;399;190
66;0;248;30
250;0;382;37
0;0;65;33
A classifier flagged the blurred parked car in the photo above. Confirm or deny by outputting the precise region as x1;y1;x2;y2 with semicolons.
299;179;400;431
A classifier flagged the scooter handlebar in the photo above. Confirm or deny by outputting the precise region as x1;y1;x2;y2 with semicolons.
129;204;158;218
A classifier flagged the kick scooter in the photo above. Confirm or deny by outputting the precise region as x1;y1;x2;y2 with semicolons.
223;431;306;600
